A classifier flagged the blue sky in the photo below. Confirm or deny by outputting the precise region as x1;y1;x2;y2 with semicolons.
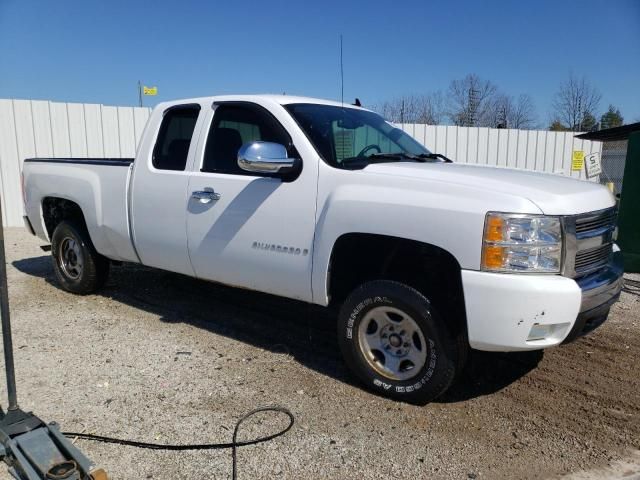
1;0;639;124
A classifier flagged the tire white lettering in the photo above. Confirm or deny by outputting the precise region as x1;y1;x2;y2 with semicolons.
373;379;392;390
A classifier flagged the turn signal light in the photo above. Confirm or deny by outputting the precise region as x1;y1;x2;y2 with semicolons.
482;245;505;269
485;216;504;242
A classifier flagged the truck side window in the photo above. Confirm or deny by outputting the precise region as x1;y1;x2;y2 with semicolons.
152;106;200;171
202;104;291;175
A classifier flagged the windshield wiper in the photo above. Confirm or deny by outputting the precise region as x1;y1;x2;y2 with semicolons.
365;153;424;162
340;152;452;169
415;153;453;163
357;152;453;163
340;153;416;167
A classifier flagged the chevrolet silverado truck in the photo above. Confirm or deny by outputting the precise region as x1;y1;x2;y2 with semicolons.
21;95;624;403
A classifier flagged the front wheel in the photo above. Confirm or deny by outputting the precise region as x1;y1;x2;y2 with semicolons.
51;221;110;294
338;280;459;404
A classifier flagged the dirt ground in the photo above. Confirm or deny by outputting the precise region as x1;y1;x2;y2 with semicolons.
1;227;639;480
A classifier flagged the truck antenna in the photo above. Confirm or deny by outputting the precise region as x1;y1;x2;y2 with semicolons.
340;34;344;107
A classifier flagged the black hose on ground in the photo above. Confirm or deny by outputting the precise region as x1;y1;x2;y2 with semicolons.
62;405;294;480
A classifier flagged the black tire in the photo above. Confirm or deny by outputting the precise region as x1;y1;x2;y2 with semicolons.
338;280;459;404
51;221;110;294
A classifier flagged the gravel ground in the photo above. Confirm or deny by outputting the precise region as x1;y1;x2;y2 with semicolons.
1;227;639;480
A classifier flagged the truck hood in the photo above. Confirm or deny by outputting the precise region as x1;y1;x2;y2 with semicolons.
363;162;615;215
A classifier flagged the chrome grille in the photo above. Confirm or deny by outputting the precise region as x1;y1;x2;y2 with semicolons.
574;244;613;274
563;207;617;278
575;209;617;236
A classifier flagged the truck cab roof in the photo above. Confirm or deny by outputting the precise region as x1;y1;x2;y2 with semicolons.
156;94;368;111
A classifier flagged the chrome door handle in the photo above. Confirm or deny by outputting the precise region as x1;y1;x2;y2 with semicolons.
191;190;221;203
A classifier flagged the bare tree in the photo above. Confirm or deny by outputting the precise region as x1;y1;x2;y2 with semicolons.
551;73;602;131
487;94;538;129
376;74;539;129
446;74;497;127
375;92;445;124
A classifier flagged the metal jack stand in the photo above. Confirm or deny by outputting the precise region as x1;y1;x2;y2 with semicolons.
0;200;107;480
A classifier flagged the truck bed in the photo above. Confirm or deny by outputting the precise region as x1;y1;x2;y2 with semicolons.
23;157;139;263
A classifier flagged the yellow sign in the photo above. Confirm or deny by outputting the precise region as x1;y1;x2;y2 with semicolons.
143;86;158;96
571;150;584;171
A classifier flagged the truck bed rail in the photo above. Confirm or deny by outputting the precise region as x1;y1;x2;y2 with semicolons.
24;158;134;167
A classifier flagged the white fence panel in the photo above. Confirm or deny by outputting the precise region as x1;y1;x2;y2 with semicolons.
487;129;499;166
477;128;489;165
133;108;151;147
456;127;468;164
388;121;602;178
50;102;71;157
84;104;105;158
67;103;88;157
31;101;54;157
0;100;21;226
542;131;554;172
13;100;37;163
561;132;575;177
497;129;508;167
101;106;120;157
117;107;136;158
515;130;528;170
435;125;447;154
552;132;565;174
466;127;478;164
506;129;518;169
525;130;538;171
425;125;437;154
445;126;457;159
0;99;151;226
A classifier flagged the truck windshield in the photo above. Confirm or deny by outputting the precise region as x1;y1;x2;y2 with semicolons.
285;103;433;169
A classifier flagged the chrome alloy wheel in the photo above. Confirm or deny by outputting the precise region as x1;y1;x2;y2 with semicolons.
357;306;428;381
59;237;83;280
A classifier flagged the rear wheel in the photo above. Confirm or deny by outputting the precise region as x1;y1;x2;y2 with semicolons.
51;221;109;294
338;280;459;404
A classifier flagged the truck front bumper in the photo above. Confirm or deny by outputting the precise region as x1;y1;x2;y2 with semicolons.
461;250;623;352
562;250;624;343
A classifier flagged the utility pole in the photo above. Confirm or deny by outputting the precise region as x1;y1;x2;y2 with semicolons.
467;87;479;127
138;81;143;108
339;34;344;106
498;104;508;129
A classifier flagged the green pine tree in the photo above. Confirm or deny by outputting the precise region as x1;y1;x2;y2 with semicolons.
581;112;598;131
549;120;568;131
600;105;624;129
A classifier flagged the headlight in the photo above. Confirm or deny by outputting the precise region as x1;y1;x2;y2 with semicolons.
481;213;562;273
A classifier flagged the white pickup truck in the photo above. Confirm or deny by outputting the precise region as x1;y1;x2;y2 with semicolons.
22;95;623;403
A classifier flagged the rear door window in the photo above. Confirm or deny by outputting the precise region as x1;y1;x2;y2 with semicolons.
153;105;200;171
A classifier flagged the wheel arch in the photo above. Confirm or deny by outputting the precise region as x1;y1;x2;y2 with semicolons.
42;196;91;237
326;232;468;339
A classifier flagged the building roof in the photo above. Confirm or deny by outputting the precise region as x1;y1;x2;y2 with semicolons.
576;122;640;141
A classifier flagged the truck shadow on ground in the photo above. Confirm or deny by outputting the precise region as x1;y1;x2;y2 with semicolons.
13;256;543;404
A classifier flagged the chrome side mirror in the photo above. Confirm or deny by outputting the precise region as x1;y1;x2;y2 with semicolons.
237;142;298;174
